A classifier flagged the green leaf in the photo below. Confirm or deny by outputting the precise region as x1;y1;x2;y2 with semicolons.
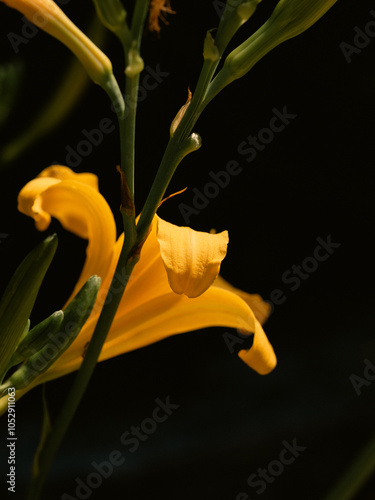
0;275;101;394
0;235;58;383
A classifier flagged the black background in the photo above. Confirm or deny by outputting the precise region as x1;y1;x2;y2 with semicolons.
0;1;375;499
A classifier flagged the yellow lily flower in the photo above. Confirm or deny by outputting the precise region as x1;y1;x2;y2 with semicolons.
5;165;276;407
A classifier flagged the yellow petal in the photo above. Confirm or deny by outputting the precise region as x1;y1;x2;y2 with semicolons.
37;165;98;190
1;0;112;84
238;320;277;375
17;176;61;231
156;216;229;298
103;286;276;375
17;166;116;300
17;279;276;385
213;275;271;325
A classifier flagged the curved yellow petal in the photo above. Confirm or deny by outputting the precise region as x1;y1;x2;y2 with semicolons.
156;216;229;298
17;166;116;299
17;177;61;231
96;218;167;315
213;275;271;325
238;320;277;375
103;286;276;376
14;283;276;389
37;165;98;190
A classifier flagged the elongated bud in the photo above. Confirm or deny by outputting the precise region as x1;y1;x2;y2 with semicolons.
215;0;261;54
0;0;123;108
208;0;337;99
0;234;58;379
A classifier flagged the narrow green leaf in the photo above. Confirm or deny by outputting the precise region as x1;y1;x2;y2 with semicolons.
0;235;58;382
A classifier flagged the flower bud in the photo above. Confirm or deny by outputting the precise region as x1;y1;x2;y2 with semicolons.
1;0;113;86
208;0;337;98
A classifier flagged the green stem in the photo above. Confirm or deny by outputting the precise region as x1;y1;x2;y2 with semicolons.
173;58;219;143
119;0;150;199
26;5;152;497
136;54;218;242
137;8;253;238
323;432;375;500
137;130;201;243
121;75;138;199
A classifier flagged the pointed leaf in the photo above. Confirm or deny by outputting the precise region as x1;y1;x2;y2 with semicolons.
0;235;58;381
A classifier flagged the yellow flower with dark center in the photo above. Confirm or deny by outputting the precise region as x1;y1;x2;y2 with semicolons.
11;166;276;403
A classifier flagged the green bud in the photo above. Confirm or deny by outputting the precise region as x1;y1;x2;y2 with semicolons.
215;0;260;54
0;275;101;394
180;133;202;158
62;275;101;331
208;0;338;100
237;1;260;22
9;311;64;367
0;235;58;382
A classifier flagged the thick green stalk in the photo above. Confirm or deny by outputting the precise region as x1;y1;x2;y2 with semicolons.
120;75;138;199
